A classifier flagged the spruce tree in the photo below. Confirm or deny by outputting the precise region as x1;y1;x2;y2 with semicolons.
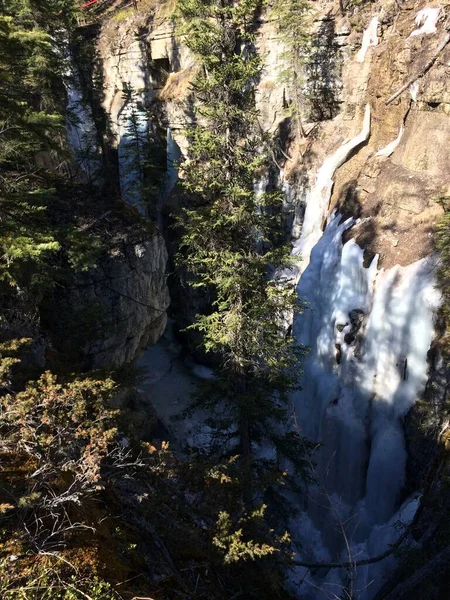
272;0;311;138
0;0;76;289
119;84;167;214
175;0;312;523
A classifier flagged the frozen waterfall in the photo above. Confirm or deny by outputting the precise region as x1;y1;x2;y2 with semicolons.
375;124;404;158
117;93;148;213
65;63;102;183
289;112;440;598
292;104;371;279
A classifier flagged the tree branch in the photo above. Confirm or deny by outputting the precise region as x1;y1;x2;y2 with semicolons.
386;31;450;105
288;527;410;569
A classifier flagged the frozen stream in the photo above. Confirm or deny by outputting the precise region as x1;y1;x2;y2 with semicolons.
136;323;216;451
288;111;440;598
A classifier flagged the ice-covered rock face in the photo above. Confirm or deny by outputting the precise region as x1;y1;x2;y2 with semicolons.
65;63;102;183
289;211;438;594
294;215;438;508
98;18;194;212
105;39;150;212
288;125;440;597
292;104;371;278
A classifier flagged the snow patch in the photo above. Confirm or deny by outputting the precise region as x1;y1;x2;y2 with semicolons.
375;124;404;158
409;7;440;37
410;81;419;101
357;17;379;63
190;364;215;380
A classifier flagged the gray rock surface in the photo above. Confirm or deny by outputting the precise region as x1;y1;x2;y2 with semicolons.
47;231;169;369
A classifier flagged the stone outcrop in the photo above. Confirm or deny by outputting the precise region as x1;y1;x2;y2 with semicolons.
44;226;169;369
324;0;450;269
78;0;450;266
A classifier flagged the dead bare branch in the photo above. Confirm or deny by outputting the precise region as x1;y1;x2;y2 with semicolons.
386;31;450;105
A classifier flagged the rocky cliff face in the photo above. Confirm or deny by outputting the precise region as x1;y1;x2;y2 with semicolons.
42;202;170;369
68;0;450;373
71;0;450;390
63;233;169;368
85;0;450;262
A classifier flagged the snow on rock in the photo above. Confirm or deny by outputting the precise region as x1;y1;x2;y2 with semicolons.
137;324;219;451
409;7;440;37
184;356;216;380
375;124;404;158
410;81;419;101
357;17;379;63
137;341;200;447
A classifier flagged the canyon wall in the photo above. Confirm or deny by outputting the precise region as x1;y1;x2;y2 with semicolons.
65;0;450;596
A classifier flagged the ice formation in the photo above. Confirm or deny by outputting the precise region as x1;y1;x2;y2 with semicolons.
357;18;379;63
65;66;102;182
409;7;440;37
165;127;181;195
375;124;404;158
107;40;149;213
289;114;440;597
290;213;439;596
292;104;371;278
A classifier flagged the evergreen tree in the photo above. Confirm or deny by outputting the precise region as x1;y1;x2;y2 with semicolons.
119;83;167;214
272;0;311;138
0;0;78;290
303;16;341;121
175;0;312;523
